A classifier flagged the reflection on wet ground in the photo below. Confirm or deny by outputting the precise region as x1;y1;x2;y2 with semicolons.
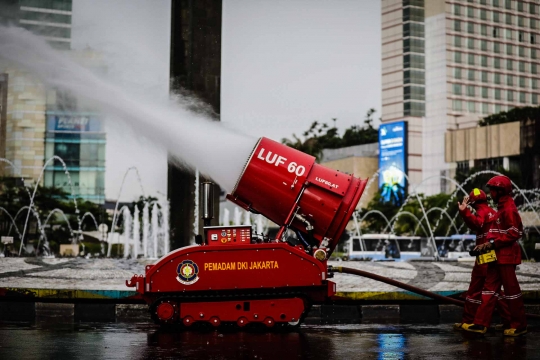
0;322;537;359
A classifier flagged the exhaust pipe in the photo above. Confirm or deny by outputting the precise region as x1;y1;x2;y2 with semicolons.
201;182;214;227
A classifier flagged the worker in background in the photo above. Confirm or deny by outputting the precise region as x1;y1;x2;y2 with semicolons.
454;188;510;331
462;175;527;336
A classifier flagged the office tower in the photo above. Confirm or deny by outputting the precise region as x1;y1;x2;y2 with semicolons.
382;0;540;194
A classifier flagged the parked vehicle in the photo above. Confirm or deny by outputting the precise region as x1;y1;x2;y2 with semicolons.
345;234;477;261
346;234;424;261
434;234;476;259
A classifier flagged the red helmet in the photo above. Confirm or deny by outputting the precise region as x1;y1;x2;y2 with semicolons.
486;175;512;195
468;188;487;204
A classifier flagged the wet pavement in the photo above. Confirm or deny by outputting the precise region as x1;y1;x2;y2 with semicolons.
0;322;538;360
3;257;540;293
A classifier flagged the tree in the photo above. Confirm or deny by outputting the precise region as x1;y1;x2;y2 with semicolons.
127;195;160;231
281;109;379;161
478;105;540;126
341;108;378;147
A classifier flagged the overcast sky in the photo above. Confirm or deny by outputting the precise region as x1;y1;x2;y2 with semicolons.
222;0;382;142
71;0;381;201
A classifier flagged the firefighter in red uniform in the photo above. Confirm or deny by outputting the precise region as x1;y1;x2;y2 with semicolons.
462;175;527;336
454;188;510;331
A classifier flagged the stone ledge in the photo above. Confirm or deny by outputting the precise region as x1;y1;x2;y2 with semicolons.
0;302;539;324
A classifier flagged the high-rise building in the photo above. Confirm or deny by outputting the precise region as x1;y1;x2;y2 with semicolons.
382;0;426;189
0;0;106;203
1;0;72;49
381;0;540;194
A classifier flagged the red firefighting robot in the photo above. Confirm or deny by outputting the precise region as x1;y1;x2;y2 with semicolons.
454;188;510;331
463;175;527;336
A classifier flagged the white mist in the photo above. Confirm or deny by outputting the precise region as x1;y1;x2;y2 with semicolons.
0;26;256;192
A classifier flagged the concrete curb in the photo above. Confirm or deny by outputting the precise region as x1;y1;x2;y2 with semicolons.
5;287;540;302
2;302;540;324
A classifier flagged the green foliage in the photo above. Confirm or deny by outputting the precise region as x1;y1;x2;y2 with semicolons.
281;109;379;161
130;195;159;213
342;108;379;146
0;177;108;253
127;196;160;232
108;243;124;258
81;241;102;256
478;106;540;127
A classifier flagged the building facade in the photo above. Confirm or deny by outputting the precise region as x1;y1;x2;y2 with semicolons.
382;0;426;188
445;119;540;188
320;143;380;205
1;0;72;49
382;0;540;194
44;109;106;203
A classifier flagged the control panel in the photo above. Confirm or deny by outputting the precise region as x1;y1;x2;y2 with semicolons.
204;225;252;246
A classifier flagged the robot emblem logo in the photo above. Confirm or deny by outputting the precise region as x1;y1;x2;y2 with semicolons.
176;260;199;285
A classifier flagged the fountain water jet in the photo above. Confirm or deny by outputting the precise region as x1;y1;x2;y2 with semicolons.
222;208;230;226
0;207;23;241
17;156;81;255
122;207;132;258
108;166;146;257
233;207;242;226
243;211;252;226
412;207;460;237
142;203;150;257
149;203;158;258
80;212;99;231
132;206;140;259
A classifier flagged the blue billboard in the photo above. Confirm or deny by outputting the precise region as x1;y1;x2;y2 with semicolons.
46;114;102;132
378;121;407;204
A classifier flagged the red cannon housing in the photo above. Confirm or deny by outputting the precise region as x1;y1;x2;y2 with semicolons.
127;137;367;328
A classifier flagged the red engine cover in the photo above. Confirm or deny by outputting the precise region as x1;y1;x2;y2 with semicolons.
227;137;367;253
145;243;327;293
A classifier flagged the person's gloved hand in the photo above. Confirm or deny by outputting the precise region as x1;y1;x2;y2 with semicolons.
473;242;492;253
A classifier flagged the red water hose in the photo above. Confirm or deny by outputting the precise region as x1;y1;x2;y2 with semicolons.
334;266;540;319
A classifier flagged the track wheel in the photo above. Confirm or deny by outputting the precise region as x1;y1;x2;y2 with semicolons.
263;317;275;328
183;316;194;327
288;318;301;327
155;301;177;324
209;316;221;327
237;316;249;327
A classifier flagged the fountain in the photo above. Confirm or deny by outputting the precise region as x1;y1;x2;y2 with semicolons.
412;207;459;237
103;200;170;259
1;155;168;259
151;202;159;259
0;146;537;262
222;208;230;226
107;166;146;257
142;203;150;257
243;211;252;226
122;207;132;258
233;207;242;226
351;167;540;261
0;156;81;255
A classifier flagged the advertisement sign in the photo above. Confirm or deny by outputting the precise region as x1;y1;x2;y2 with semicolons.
54;116;90;131
46;115;102;132
378;121;407;204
